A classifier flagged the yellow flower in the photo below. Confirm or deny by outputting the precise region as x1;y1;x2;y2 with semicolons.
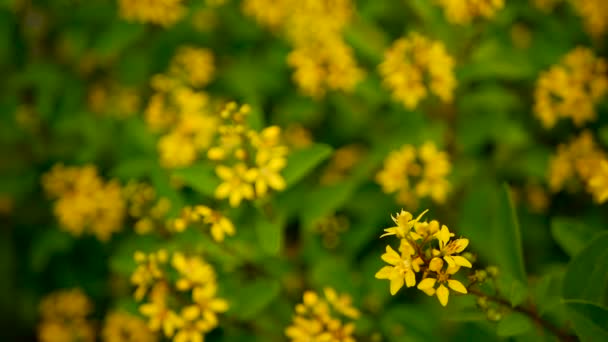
38;289;95;342
139;284;183;338
171;252;216;291
534;47;608;129
417;258;468;306
587;159;608;203
102;311;157;342
131;250;168;301
433;225;472;268
285;288;358;342
169;46;215;88
118;0;186;26
214;163;256;207
571;0;608;37
41;164;126;241
380;209;428;239
380;33;456;110
250;157;287;197
375;242;423;295
193;205;236;242
191;283;229;327
434;0;505;24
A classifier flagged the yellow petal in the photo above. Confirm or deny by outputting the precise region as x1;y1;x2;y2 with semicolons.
381;245;402;265
417;277;436;290
390;275;404;295
267;173;286;190
405;270;416;287
447;279;468;294
375;266;394;279
452;255;472;268
215;165;232;180
215;182;231;199
436;284;449;307
429;257;444;272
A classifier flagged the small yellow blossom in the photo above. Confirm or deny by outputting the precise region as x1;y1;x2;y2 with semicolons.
587;159;608;203
380;33;456;110
118;0;186;26
215;163;256;207
375;243;423;294
38;289;95;342
432;225;472;268
131;250;169;301
102;311;157;342
376;142;451;207
417;258;468;306
139;284;183;338
534;47;608;129
285;288;359;342
172;252;215;291
434;0;505;25
548;131;607;201
375;210;472;306
169;46;215;88
42;164;126;241
571;0;608;38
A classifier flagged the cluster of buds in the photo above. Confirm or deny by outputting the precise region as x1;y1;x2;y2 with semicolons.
122;181;171;235
375;209;472;306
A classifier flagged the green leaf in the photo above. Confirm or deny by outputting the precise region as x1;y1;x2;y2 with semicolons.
254;214;284;256
565;300;608;342
551;218;599;257
283;144;333;187
299;181;358;230
495;184;527;284
171;163;219;197
228;279;280;320
496;312;533;337
509;279;528;307
30;229;74;272
563;231;608;305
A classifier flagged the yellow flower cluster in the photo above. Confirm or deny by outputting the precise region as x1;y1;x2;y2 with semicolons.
42;164;126;241
376;142;451;208
433;0;505;24
38;289;95;342
548;131;608;203
144;46;218;168
171;205;235;242
209;103;289;207
242;0;364;98
571;0;608;38
88;82;141;119
118;0;186;26
380;33;456;110
375;210;471;306
534;47;608;129
131;250;229;342
102;311;157;342
285;288;360;342
123;181;171;235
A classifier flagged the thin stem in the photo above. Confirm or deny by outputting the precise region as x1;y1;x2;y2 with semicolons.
467;288;576;342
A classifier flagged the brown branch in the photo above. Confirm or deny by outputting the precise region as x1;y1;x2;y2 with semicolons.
467;288;576;342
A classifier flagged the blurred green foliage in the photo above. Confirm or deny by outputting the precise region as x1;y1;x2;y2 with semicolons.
1;0;607;341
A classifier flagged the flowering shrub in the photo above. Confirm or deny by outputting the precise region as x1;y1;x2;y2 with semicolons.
1;1;607;341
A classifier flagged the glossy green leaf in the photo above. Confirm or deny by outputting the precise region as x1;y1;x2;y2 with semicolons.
496;312;533;337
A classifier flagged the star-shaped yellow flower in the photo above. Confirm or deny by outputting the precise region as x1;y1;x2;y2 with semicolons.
375;241;423;295
417;258;467;306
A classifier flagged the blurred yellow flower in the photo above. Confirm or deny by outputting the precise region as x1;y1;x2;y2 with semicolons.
534;47;608;129
215;163;257;207
286;288;358;342
118;0;186;26
38;289;95;342
434;0;505;24
42;164;126;241
571;0;608;38
380;33;456;110
102;311;157;342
